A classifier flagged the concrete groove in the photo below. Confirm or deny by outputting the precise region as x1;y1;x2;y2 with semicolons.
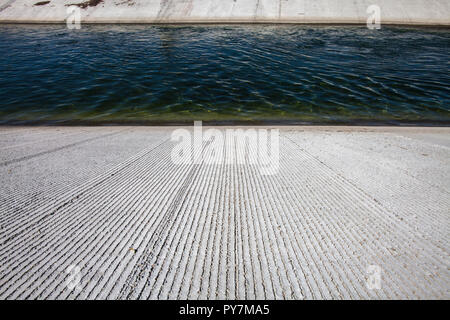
181;159;231;299
0;130;90;151
0;127;448;299
28;142;185;300
154;146;225;299
0;129;127;167
326;133;450;195
0;141;173;298
241;150;304;299
166;165;219;299
278;141;405;298
0;137;170;248
198;160;227;299
241;165;296;297
284;131;449;255
246;148;350;298
284;145;433;297
90;145;194;299
0;139;170;274
282;135;448;297
187;162;223;299
123;163;200;299
0;129;168;225
117;145;205;299
0;129;161;212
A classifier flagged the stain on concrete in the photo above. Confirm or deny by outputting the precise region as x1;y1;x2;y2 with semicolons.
34;1;50;6
66;0;103;9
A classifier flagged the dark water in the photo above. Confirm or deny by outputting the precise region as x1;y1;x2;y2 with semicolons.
0;24;449;125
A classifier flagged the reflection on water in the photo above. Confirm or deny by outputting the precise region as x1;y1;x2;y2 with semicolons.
0;24;449;124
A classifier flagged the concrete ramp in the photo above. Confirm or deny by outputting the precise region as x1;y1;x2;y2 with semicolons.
0;126;448;299
0;0;449;25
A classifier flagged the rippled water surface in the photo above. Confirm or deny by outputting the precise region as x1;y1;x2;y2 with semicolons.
0;24;449;124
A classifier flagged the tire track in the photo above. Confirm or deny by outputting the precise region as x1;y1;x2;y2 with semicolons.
0;129;128;167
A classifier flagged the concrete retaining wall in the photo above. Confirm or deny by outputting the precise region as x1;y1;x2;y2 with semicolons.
0;0;449;25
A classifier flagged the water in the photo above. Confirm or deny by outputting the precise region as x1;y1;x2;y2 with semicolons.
0;24;449;125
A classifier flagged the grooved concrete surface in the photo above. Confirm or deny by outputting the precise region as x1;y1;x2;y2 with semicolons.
0;0;449;25
0;126;449;299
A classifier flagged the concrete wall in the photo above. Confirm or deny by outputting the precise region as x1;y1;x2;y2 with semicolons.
0;0;449;25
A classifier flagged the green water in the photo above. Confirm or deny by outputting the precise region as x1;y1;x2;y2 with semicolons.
0;24;449;125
